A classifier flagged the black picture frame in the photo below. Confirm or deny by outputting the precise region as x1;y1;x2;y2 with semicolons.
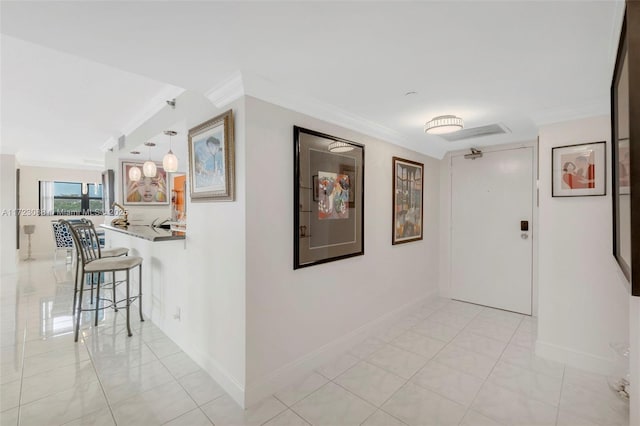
612;2;640;296
293;126;364;269
551;142;606;197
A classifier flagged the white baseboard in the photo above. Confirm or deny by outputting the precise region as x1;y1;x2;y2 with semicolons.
244;291;439;407
535;339;616;376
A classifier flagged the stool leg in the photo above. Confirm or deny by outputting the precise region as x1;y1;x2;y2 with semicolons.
94;274;101;327
74;269;85;342
112;271;118;312
126;269;132;337
138;265;144;322
90;273;94;305
72;256;80;312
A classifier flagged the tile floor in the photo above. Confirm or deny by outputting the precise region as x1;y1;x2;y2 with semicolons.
0;259;629;426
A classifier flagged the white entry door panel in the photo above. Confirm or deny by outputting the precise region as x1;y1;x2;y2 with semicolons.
451;147;533;315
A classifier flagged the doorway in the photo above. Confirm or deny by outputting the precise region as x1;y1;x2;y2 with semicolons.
450;146;534;315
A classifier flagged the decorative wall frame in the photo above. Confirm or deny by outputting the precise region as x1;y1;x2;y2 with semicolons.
612;1;640;295
121;161;169;205
392;157;424;245
294;126;364;269
188;109;235;201
551;141;606;197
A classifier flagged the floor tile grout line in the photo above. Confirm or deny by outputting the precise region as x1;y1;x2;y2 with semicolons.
554;364;567;426
81;334;119;426
462;314;524;425
16;325;27;426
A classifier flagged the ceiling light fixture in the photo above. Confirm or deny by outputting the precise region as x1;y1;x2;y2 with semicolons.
143;142;157;177
424;115;464;134
162;130;178;172
128;152;142;181
328;141;354;153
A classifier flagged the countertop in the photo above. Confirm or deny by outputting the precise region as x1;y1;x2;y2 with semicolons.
100;224;186;242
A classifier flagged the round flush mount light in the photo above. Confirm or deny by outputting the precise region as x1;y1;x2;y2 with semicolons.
328;141;354;153
424;115;464;134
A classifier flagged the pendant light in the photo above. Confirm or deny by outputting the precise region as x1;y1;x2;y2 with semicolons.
143;142;157;177
162;130;178;172
128;150;142;181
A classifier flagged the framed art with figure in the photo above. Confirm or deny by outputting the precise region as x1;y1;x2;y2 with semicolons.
392;157;424;245
121;161;169;205
188;109;235;201
294;126;364;269
552;141;606;197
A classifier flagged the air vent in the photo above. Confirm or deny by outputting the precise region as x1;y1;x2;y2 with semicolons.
441;123;509;142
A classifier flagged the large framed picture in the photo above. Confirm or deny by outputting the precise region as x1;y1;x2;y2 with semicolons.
552;141;606;197
294;126;364;269
392;157;424;245
121;161;169;205
188;109;235;201
612;2;639;295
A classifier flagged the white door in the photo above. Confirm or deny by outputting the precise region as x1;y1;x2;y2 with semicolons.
451;147;533;315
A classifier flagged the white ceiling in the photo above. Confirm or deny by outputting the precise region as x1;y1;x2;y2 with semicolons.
0;1;625;166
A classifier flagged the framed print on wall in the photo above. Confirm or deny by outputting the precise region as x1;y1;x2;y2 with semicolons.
121;161;169;205
294;126;364;269
552;141;606;197
188;109;235;201
392;157;424;245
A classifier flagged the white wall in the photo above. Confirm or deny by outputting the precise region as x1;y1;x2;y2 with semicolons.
537;115;629;374
104;91;247;406
0;154;17;275
243;96;440;404
17;165;103;259
630;296;640;425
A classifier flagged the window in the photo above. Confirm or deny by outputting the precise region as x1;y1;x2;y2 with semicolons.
39;181;104;215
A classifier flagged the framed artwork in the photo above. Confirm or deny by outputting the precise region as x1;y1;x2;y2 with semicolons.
294;126;364;269
392;157;424;245
612;2;640;295
552;141;606;197
121;161;169;205
188;109;235;201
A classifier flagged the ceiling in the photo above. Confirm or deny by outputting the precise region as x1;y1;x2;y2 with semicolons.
0;1;625;167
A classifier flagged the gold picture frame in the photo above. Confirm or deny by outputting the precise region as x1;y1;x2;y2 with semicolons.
188;109;235;201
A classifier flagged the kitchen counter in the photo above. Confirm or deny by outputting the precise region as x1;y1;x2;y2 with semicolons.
100;224;185;242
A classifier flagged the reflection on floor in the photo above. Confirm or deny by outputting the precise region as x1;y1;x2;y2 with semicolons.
0;259;629;425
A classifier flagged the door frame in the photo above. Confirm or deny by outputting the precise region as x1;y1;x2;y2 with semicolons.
439;140;539;316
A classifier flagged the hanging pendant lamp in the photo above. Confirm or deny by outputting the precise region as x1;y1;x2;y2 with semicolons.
163;130;178;172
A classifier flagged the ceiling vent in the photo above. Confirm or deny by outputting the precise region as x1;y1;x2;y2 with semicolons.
440;123;510;142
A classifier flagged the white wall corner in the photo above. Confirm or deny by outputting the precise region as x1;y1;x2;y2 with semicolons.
205;71;245;108
535;339;617;376
121;84;186;136
187;346;246;408
243;291;439;408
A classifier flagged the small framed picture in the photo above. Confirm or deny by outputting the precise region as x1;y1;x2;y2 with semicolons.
188;109;235;201
392;157;424;244
121;161;169;205
552;141;606;197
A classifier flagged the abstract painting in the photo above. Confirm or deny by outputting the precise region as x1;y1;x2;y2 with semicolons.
552;141;605;197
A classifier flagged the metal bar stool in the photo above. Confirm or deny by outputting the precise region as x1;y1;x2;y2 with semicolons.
59;219;129;311
61;219;144;342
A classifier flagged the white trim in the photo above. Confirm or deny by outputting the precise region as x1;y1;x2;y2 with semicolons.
205;71;245;108
243;291;438;408
530;96;610;127
122;85;186;136
535;339;616;376
187;346;246;408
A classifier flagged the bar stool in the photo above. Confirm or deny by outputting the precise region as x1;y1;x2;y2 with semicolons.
59;219;130;311
61;219;144;342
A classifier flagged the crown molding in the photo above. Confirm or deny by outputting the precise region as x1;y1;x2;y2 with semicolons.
121;84;185;136
205;71;245;108
16;153;104;170
530;96;609;126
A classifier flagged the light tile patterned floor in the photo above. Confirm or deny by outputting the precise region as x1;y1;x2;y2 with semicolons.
0;259;629;425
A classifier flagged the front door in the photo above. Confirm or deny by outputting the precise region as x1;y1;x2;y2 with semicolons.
451;147;534;315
